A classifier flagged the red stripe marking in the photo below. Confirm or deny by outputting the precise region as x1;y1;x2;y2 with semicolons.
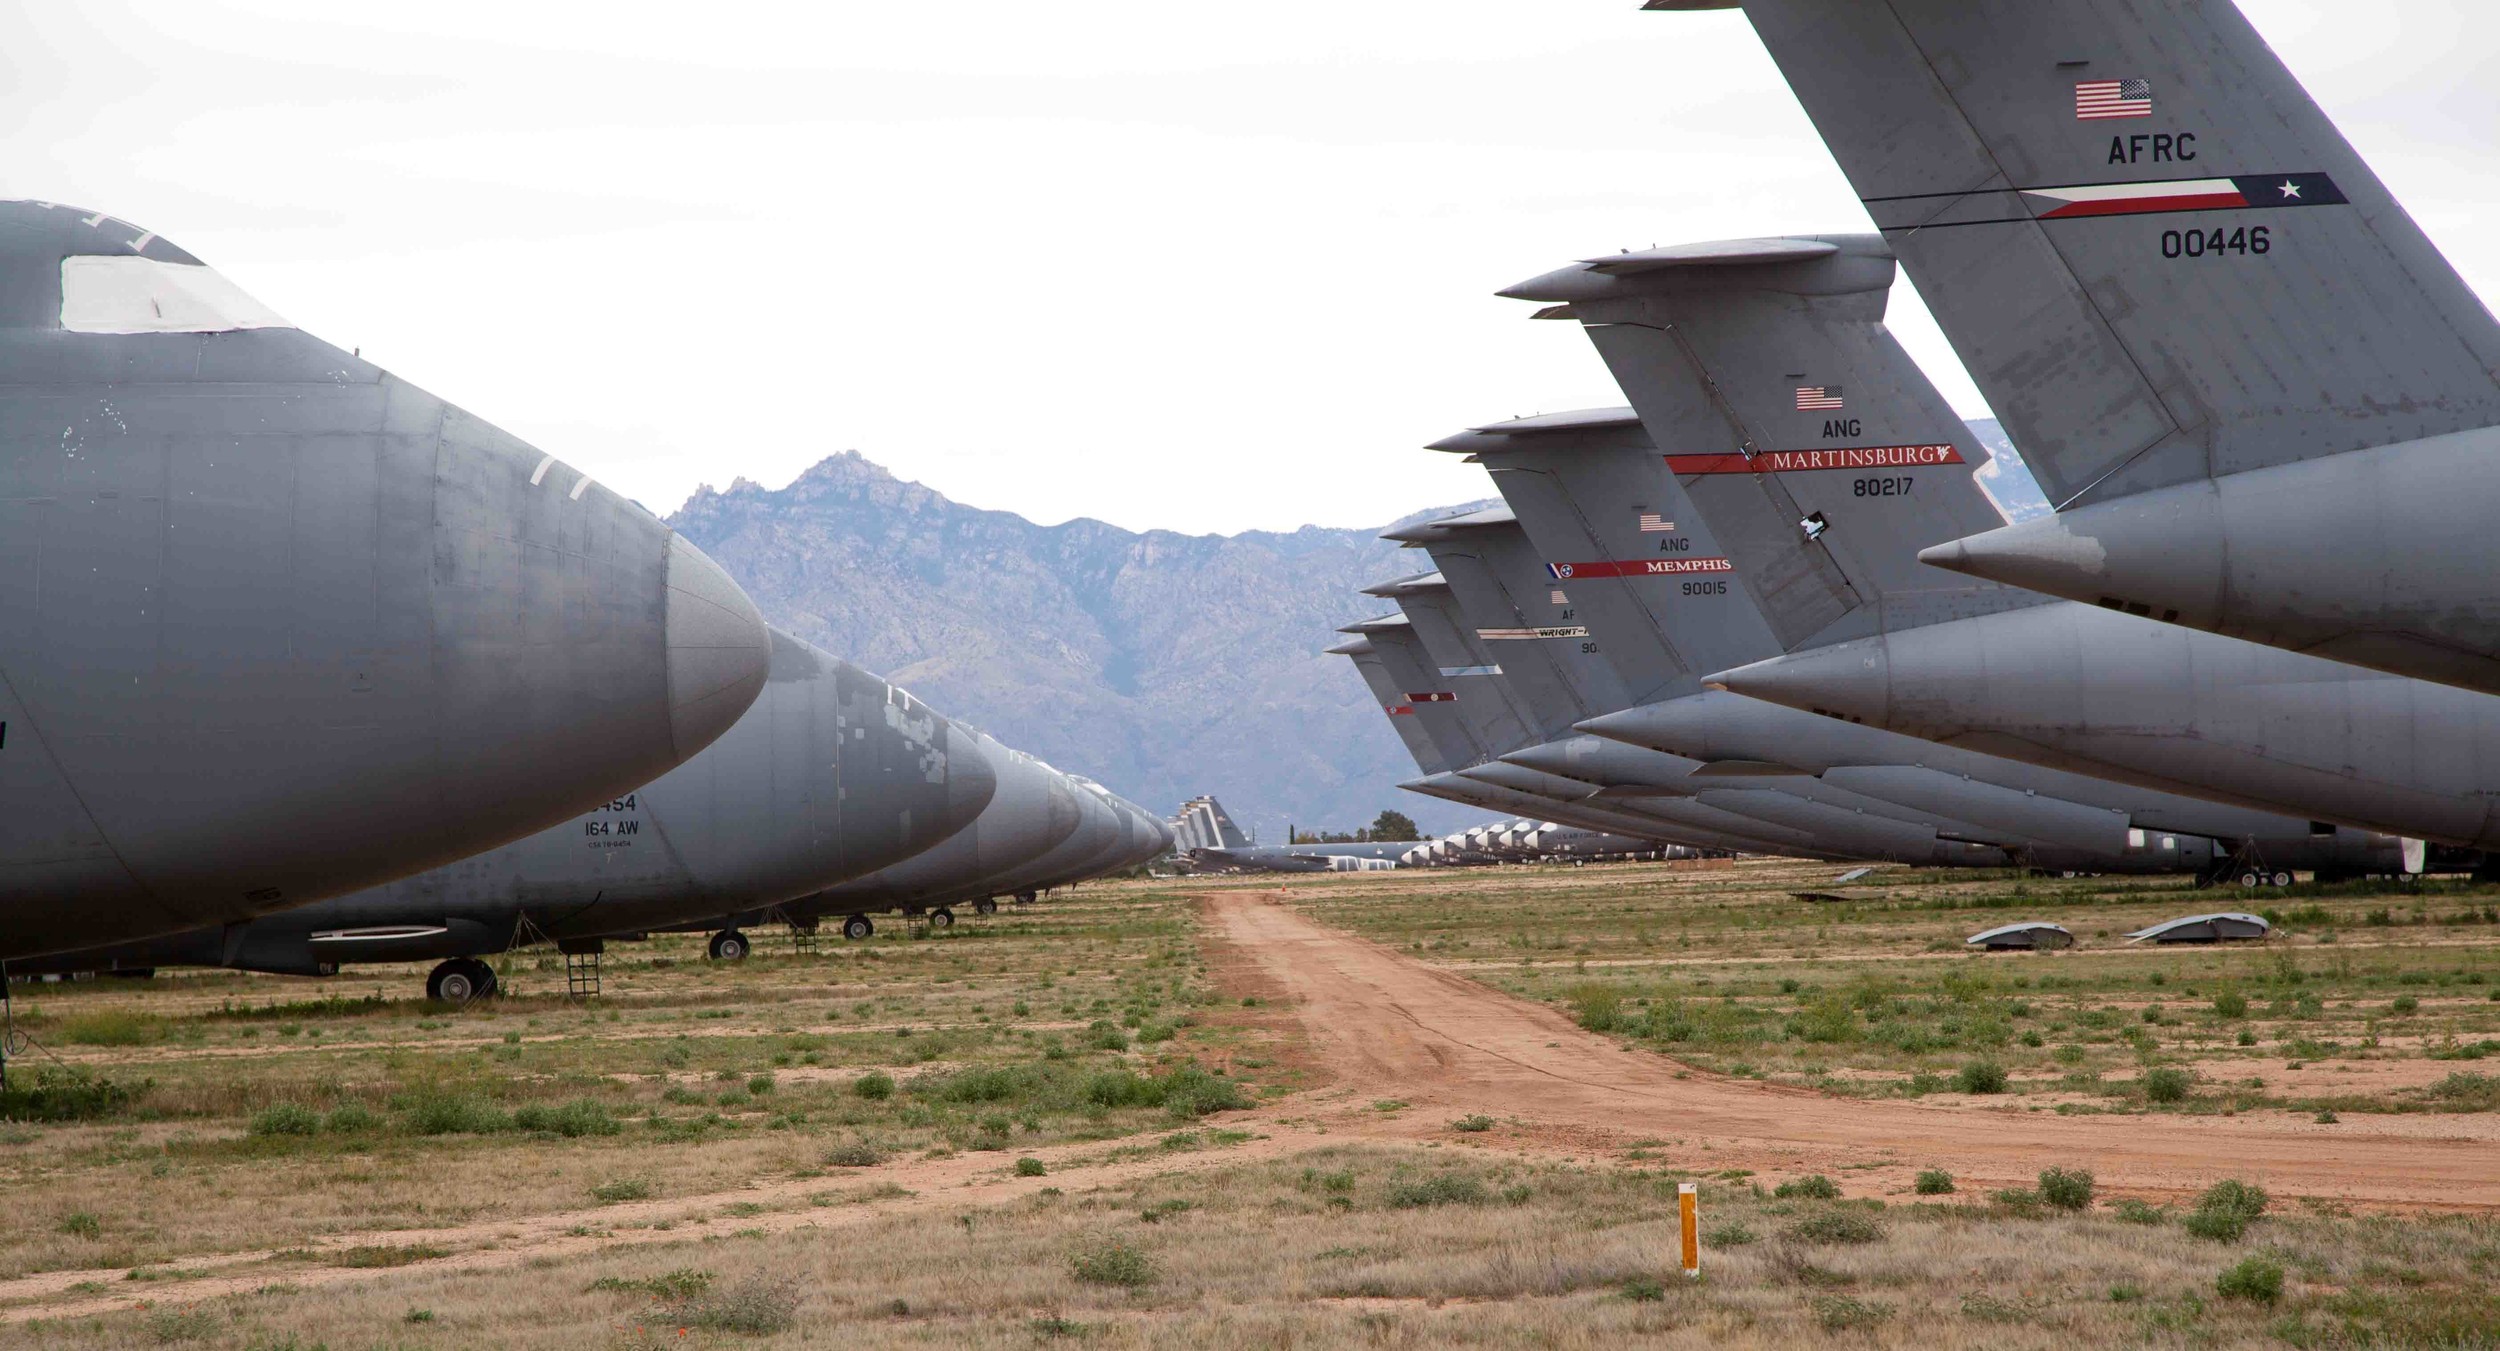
1548;558;1734;579
2037;189;2246;219
1666;445;1965;474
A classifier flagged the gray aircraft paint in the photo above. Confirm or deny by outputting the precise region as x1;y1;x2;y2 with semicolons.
1342;615;1793;852
1491;237;2413;871
0;202;773;960
765;732;1086;923
1415;415;2232;868
1330;637;1458;775
1682;0;2500;696
22;630;993;979
1382;514;2022;866
1374;570;1974;861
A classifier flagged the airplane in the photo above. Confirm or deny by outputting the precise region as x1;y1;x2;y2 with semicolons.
1168;796;1413;873
1368;566;2016;868
1659;0;2500;698
1;201;772;962
16;631;996;1000
1494;232;2478;869
1337;614;1824;856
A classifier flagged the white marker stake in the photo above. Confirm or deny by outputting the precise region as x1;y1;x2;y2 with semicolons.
1679;1182;1700;1278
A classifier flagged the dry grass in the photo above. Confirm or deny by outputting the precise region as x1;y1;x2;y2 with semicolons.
1289;857;2500;1115
22;1146;2500;1348
7;862;2500;1346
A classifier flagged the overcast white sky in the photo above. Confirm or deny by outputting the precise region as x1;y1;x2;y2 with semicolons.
5;2;2494;534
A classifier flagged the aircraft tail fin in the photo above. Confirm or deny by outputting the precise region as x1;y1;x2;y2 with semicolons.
1498;237;2022;656
1172;795;1253;851
1699;0;2500;507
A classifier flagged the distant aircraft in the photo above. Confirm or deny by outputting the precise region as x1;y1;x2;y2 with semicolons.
0;201;771;961
1672;0;2500;698
17;632;994;999
1169;796;1411;872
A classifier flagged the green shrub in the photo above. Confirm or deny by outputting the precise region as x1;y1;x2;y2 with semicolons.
589;1269;713;1301
2038;1167;2095;1211
1015;1157;1048;1177
589;1178;652;1204
1784;1208;1886;1245
248;1102;322;1137
1084;1020;1132;1052
1954;1059;2009;1094
2216;1257;2284;1304
2142;1067;2193;1104
0;1068;149;1122
1568;983;1624;1033
1452;1114;1494;1133
747;1073;776;1095
2392;995;2420;1015
55;1009;167;1046
1620;1275;1667;1302
1773;1174;1840;1200
1070;1237;1157;1288
2113;1199;2166;1225
2185;1179;2269;1240
512;1099;621;1138
1704;1221;1758;1246
852;1071;895;1100
400;1093;511;1136
2212;989;2249;1018
323;1104;380;1133
57;1211;101;1238
825;1141;886;1168
1386;1174;1488;1208
1913;1169;1955;1196
1811;1295;1892;1331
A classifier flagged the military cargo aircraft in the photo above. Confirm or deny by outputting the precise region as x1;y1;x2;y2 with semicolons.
1662;0;2500;698
1168;796;1412;873
0;201;771;961
1492;231;2474;866
18;632;992;1000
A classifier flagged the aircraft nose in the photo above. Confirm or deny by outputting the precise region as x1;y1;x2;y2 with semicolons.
662;533;772;761
941;722;1000;836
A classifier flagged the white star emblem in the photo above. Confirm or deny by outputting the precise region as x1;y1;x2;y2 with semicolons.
2279;180;2302;199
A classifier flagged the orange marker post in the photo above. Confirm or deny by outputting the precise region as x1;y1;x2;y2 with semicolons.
1678;1181;1700;1278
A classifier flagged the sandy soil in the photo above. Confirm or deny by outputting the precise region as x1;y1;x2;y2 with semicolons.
9;887;2494;1327
1203;891;2500;1208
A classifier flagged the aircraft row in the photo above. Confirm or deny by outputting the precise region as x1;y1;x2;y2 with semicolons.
1339;0;2499;881
1;200;1163;1009
1166;795;1689;872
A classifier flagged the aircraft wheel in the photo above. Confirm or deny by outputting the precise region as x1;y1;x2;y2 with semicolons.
1014;891;1038;906
707;930;751;962
929;907;954;929
974;897;998;916
2237;870;2263;888
471;960;500;998
428;960;484;1006
2271;870;2295;888
842;914;874;941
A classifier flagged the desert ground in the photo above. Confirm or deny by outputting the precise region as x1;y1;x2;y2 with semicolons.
6;858;2499;1347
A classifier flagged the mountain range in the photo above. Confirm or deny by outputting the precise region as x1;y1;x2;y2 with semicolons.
666;420;2045;847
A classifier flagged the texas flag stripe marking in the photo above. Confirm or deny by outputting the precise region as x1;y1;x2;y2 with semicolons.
2023;173;2346;220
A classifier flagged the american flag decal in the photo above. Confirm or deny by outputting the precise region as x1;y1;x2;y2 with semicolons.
2075;78;2153;120
1638;513;1675;532
1406;691;1456;703
1795;386;1844;411
1386;704;1415;716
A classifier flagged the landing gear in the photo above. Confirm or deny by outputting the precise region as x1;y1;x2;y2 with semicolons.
928;907;954;930
707;930;751;962
2232;869;2296;889
842;914;874;941
973;897;998;917
426;958;497;1006
1014;890;1038;906
2272;870;2294;888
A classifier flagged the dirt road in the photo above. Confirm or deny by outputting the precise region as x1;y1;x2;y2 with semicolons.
1206;890;2500;1209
